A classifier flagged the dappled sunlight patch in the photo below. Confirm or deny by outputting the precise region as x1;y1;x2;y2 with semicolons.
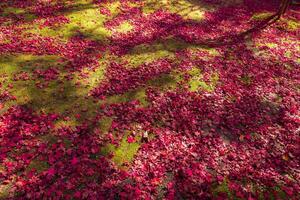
101;132;140;168
188;67;219;92
23;3;111;42
0;6;36;24
142;0;211;21
0;177;13;199
120;42;175;67
0;54;64;110
282;18;300;31
66;7;110;41
185;45;219;60
114;21;134;34
0;0;299;199
54;118;78;129
251;12;273;21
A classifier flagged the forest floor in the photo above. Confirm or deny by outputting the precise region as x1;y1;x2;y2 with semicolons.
0;0;299;199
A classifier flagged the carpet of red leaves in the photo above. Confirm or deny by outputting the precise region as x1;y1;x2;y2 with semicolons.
0;0;299;199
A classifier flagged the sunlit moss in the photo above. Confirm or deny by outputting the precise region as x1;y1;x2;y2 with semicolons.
114;21;134;33
251;12;273;20
101;133;140;168
142;0;210;21
188;68;218;92
105;1;121;16
255;42;278;50
54;118;78;129
1;6;36;22
77;61;107;90
0;181;12;199
286;19;300;31
2;7;26;15
24;2;111;42
0;54;62;109
0;54;100;121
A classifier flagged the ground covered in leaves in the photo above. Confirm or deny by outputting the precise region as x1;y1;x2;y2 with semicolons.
0;0;299;199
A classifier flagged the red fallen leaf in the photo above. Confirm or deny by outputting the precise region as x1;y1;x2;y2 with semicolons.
74;191;81;198
127;136;135;143
150;177;160;186
281;186;294;196
71;157;79;165
47;168;55;177
16;180;25;187
75;114;81;119
185;169;193;176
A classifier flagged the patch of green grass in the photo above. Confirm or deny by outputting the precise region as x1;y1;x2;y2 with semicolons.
104;88;149;107
114;21;134;33
26;160;49;173
240;74;252;85
0;54;100;122
286;19;300;31
122;43;175;67
101;134;140;168
2;7;26;15
211;179;232;198
0;6;36;23
148;72;183;91
76;61;107;90
0;182;12;199
188;68;218;92
252;12;273;20
98;116;113;133
142;0;210;21
24;2;112;42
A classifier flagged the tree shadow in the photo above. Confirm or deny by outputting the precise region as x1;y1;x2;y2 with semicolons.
0;0;96;26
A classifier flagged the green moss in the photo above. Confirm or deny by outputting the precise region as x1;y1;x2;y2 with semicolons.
77;62;107;90
286;19;300;31
186;46;219;60
0;54;100;122
104;1;121;16
211;179;232;198
54;118;78;129
2;7;26;15
123;43;175;67
114;21;133;33
142;0;210;21
188;68;218;92
148;72;182;91
252;12;273;20
0;181;12;199
26;160;49;173
101;134;140;168
24;3;111;41
0;6;36;23
0;54;63;109
104;88;148;107
240;74;252;85
99;116;113;133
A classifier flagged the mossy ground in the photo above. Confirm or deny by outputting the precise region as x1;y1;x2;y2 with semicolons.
0;0;298;198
